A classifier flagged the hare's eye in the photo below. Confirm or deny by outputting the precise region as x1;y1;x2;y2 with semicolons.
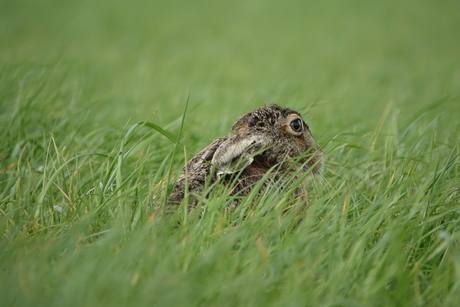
290;118;303;132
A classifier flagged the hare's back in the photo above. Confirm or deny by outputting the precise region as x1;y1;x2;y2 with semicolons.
168;137;228;203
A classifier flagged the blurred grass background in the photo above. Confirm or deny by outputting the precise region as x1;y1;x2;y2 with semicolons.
1;0;459;306
2;0;459;131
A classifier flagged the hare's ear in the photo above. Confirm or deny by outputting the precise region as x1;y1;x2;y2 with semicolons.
211;134;270;175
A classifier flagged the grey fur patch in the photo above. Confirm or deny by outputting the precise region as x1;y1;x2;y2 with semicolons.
212;134;269;175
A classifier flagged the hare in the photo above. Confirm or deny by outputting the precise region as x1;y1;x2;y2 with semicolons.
167;104;323;209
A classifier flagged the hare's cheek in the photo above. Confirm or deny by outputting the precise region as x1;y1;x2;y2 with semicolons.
287;139;306;156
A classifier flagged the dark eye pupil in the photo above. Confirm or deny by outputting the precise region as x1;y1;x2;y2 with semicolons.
291;119;302;132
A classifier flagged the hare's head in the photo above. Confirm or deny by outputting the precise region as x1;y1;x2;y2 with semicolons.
211;104;323;177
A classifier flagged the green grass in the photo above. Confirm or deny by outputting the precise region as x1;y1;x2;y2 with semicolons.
1;0;460;306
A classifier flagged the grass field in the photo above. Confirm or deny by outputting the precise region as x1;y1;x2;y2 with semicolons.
1;0;460;306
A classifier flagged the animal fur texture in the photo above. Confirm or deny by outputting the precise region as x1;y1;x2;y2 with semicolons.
167;104;323;208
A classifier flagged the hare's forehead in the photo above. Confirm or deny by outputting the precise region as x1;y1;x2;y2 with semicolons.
246;110;301;127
